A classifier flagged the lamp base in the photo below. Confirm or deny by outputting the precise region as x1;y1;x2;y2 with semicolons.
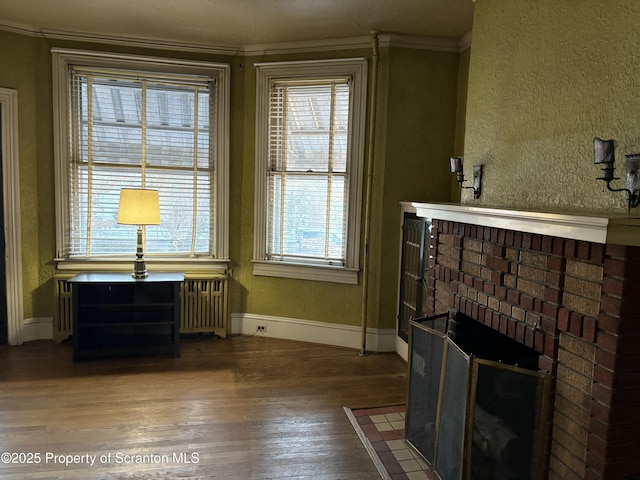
132;226;149;279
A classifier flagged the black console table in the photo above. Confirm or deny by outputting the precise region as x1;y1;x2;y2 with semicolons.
68;272;184;361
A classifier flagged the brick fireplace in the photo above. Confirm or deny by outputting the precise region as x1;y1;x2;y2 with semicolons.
411;203;640;480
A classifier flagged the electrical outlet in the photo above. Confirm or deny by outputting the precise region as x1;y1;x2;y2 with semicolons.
257;325;267;332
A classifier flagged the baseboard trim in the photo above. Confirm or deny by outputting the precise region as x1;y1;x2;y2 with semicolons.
15;313;400;353
22;317;53;343
231;313;397;352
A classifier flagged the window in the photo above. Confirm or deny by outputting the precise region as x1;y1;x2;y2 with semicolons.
253;59;367;284
52;49;229;270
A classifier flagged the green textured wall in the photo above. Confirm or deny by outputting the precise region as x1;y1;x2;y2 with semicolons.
0;30;53;319
372;47;459;329
465;0;640;212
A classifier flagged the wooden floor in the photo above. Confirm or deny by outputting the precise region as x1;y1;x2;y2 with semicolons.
0;335;407;479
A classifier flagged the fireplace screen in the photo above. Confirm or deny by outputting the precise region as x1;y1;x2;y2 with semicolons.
406;318;550;480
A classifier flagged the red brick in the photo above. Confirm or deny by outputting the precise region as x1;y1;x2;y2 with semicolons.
499;315;508;334
516;322;526;344
544;286;562;303
490;270;503;284
600;295;623;317
606;243;630;258
495;285;507;299
595;348;616;371
543;333;557;357
541;236;554;253
558;308;570;332
491;244;505;257
522;233;533;249
569;312;583;337
505;230;514;246
604;257;627;278
484;308;492;327
507;317;517;338
577;241;591;260
532;234;543;251
486;256;510;272
588;433;607;459
591;382;613;407
590;243;605;263
602;276;625;297
552;237;565;255
543;301;558;319
598;330;623;354
534;298;544;313
483;283;495;295
546;255;565;272
538;354;555;374
540;317;556;334
514;232;523;247
525;327;534;348
520;294;534;310
565;239;577;257
534;331;544;352
491;311;500;330
473;278;483;291
507;289;520;304
582;316;598;343
545;271;563;288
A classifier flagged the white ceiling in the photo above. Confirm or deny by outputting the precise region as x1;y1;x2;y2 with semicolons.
0;0;475;49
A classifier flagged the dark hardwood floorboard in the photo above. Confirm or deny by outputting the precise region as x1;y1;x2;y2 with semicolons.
0;336;407;479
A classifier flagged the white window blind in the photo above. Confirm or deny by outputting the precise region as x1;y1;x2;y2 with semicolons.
67;68;215;258
266;79;351;265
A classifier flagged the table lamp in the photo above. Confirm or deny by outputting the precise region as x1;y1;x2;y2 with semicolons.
117;188;160;278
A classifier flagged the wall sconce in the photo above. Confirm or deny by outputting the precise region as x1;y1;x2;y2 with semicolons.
450;156;482;199
593;137;640;211
117;188;161;278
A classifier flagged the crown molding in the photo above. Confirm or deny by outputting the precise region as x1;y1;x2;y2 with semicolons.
0;21;239;56
0;21;471;56
243;33;469;56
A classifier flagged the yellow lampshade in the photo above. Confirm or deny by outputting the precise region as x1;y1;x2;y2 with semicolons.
117;189;161;225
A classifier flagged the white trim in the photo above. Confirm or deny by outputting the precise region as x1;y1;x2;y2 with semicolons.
412;202;640;246
396;336;409;363
459;31;473;51
231;313;397;352
22;317;53;343
55;258;229;273
51;48;230;262
0;22;470;56
252;58;367;282
252;261;358;284
0;88;25;346
245;33;462;56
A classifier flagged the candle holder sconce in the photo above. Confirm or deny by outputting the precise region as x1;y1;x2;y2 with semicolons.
450;156;482;200
593;137;640;211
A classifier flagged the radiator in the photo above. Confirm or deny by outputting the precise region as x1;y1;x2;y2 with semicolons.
54;273;229;342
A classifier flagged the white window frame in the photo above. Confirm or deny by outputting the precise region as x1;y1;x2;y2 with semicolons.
52;48;230;272
253;58;367;284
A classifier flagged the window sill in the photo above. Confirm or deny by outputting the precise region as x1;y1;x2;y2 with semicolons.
252;260;359;284
55;257;230;275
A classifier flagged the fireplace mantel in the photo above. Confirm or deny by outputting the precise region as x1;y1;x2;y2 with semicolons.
411;202;640;246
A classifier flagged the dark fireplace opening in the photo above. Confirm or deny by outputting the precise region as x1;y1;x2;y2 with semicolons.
452;313;540;371
406;316;550;480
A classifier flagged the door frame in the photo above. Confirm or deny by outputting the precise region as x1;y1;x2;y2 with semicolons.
0;88;24;345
